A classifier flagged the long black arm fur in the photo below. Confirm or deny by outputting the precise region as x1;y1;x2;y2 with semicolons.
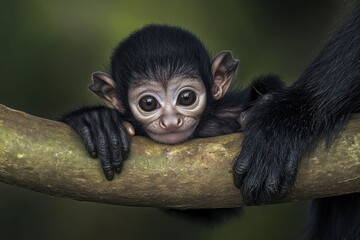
233;6;360;240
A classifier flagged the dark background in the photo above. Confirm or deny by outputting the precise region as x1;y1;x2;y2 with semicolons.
0;1;354;239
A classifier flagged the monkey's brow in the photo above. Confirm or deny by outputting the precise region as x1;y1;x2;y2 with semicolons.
168;75;202;83
131;75;202;87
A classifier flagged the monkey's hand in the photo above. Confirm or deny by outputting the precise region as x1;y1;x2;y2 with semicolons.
61;106;132;180
234;92;319;205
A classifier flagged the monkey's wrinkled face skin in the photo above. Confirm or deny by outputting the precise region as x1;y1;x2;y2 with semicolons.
128;77;207;144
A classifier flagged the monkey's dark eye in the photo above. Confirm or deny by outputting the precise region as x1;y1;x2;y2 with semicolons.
177;90;196;106
139;96;159;112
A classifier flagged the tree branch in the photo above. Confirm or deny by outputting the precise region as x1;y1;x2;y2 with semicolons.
0;104;359;209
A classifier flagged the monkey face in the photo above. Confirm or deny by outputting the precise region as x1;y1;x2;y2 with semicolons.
128;76;207;144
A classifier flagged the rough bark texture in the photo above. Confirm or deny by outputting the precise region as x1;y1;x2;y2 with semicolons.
0;104;359;209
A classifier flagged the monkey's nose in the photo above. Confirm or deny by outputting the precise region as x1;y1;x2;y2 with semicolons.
159;115;184;130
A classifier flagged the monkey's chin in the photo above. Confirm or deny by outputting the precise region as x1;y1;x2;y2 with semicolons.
146;128;195;144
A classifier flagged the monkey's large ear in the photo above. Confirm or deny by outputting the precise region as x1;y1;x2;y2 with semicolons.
211;51;239;100
89;72;125;112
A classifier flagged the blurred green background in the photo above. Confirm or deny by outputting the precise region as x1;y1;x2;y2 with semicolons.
0;1;354;239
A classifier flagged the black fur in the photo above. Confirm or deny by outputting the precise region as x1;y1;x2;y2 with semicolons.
307;193;360;240
110;25;214;110
233;5;360;240
196;75;284;138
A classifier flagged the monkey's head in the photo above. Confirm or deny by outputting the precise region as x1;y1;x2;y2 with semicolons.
89;24;238;144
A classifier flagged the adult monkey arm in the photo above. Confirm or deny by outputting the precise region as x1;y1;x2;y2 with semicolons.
233;5;360;240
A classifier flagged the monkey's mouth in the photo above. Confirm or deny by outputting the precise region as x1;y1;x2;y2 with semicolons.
146;126;196;144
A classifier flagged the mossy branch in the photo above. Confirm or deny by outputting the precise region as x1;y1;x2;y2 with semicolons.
0;104;359;209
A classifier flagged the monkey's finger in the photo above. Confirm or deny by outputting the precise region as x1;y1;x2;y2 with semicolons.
95;128;114;180
79;124;97;158
240;173;262;205
63;115;98;158
285;149;299;179
108;112;127;172
101;164;114;181
122;121;135;136
119;125;131;159
264;169;283;200
109;132;123;174
279;150;299;196
233;149;252;188
109;110;130;159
